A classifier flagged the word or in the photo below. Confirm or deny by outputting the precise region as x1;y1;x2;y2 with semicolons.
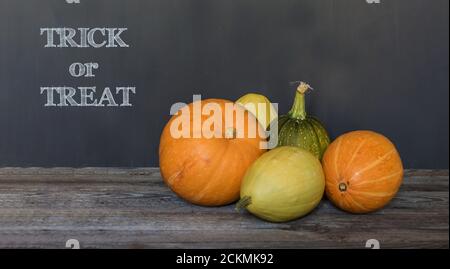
176;253;210;267
366;0;381;3
40;28;129;48
41;87;136;107
65;239;80;249
69;62;99;77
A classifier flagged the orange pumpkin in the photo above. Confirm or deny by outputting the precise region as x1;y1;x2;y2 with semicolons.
159;99;266;206
322;130;404;213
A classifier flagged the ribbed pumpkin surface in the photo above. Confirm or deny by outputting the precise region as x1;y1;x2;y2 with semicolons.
322;130;404;213
159;99;266;206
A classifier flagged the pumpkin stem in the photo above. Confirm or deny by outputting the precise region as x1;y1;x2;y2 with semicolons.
288;82;312;120
339;182;347;192
235;196;252;212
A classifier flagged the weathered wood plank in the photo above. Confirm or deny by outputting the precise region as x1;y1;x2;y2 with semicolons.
0;229;447;249
0;168;445;177
0;168;447;249
0;186;447;212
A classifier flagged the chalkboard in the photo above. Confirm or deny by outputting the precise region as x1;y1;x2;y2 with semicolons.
0;0;448;168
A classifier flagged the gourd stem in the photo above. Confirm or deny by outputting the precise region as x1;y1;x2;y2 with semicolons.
235;196;252;212
339;183;347;192
288;82;312;120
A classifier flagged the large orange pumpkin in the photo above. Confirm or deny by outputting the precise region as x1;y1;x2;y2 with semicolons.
159;99;266;206
322;130;404;213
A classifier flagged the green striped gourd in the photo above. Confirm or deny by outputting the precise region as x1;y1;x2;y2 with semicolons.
277;82;330;159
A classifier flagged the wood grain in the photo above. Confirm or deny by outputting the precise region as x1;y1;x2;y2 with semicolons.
0;168;448;249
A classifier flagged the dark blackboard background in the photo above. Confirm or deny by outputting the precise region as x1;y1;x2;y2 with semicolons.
0;0;448;168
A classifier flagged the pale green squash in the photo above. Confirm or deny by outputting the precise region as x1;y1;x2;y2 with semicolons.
236;146;325;222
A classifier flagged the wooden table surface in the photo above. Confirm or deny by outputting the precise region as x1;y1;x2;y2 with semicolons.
0;168;448;249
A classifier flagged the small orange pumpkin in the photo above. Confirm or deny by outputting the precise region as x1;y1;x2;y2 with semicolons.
322;130;403;213
159;99;266;206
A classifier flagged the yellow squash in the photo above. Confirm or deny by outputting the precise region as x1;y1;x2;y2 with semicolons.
236;93;277;129
237;146;325;222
